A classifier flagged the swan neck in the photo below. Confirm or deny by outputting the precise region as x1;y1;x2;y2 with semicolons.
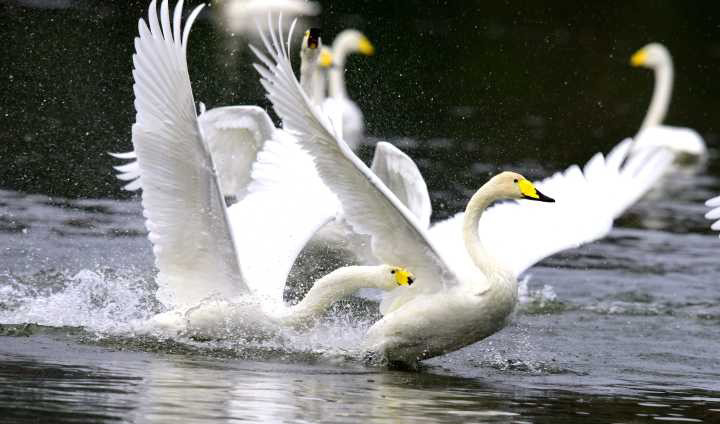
640;59;673;130
328;66;347;99
311;68;326;104
462;185;501;276
299;52;318;99
290;266;381;320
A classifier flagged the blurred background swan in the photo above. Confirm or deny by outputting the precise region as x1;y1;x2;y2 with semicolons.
629;42;706;160
214;0;319;37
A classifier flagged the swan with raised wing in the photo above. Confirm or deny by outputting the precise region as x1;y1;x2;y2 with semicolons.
128;0;415;338
252;16;675;365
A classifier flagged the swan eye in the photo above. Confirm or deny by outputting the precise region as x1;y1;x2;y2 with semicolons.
513;179;518;183
390;269;396;274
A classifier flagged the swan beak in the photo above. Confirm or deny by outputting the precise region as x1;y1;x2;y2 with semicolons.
358;37;375;55
394;267;415;286
630;49;647;67
519;179;555;203
319;49;333;68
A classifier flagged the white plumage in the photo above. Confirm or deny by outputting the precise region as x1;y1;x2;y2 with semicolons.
251;16;675;364
128;0;418;338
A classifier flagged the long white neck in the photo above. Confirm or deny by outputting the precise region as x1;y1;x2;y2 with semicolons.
300;49;319;99
640;57;673;131
328;65;347;99
329;35;355;99
311;67;326;104
286;266;387;325
462;184;506;278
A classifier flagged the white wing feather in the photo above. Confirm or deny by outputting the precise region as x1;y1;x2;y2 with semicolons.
229;130;339;301
371;141;432;228
197;105;276;199
251;17;457;294
429;139;674;278
131;0;246;307
110;105;276;199
705;195;720;234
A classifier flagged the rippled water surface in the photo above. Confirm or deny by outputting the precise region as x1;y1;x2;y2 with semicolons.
2;167;720;423
3;0;720;422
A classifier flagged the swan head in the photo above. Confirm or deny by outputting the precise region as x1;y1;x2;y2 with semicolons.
380;265;415;288
630;43;670;69
302;27;322;50
332;29;375;58
490;171;555;202
301;28;322;64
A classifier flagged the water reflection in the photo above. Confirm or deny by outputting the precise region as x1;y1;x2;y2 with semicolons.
2;337;718;423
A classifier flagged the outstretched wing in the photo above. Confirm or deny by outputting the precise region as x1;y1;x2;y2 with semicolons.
228;129;339;301
131;0;246;307
429;139;674;277
111;105;276;200
705;195;720;235
371;141;432;228
250;17;457;296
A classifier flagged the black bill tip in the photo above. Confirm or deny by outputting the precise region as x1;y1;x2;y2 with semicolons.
523;190;555;203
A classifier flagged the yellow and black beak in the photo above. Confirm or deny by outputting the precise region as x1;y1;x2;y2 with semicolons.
392;267;415;286
519;179;555;203
307;27;321;49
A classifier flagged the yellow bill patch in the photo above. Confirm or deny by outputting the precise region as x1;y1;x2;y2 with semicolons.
319;49;333;68
518;179;540;199
393;267;414;286
631;49;647;67
358;37;375;55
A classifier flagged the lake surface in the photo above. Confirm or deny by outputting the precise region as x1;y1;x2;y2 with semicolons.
2;0;720;423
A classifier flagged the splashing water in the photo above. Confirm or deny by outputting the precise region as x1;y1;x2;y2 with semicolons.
0;268;161;333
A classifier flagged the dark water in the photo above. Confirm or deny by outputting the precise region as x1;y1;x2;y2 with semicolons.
2;0;720;423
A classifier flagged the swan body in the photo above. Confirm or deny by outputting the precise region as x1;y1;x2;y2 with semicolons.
128;0;416;338
630;43;706;157
252;20;563;364
252;18;676;365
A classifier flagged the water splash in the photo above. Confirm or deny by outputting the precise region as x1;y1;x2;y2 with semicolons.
517;275;570;314
0;268;161;333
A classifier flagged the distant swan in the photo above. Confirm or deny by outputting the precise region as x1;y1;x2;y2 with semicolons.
251;17;674;364
128;0;414;337
629;43;706;157
321;29;375;149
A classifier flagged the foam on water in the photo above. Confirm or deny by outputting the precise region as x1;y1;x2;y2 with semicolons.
0;266;377;361
0;268;160;333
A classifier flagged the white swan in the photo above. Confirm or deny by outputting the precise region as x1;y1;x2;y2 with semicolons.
320;29;375;150
128;0;417;337
111;15;430;291
629;43;706;157
251;17;674;364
